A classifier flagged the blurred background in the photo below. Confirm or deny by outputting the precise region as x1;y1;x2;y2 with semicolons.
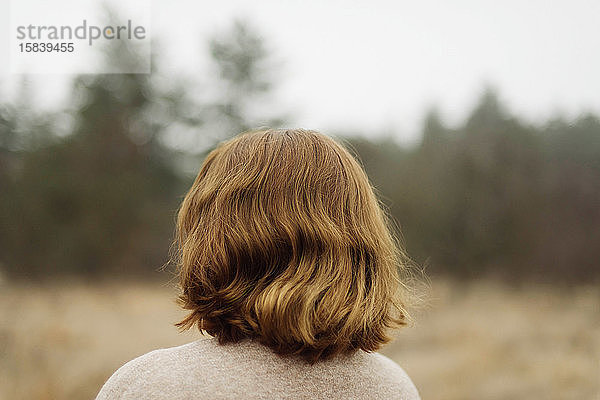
1;1;599;399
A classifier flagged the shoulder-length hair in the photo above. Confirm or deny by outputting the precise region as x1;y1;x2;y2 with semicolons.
175;128;412;362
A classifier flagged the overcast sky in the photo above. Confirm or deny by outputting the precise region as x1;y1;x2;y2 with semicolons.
2;0;599;143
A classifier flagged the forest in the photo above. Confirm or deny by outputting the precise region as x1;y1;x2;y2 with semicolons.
1;21;599;283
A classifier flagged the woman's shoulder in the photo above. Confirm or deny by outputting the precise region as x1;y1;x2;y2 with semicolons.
95;340;211;399
344;351;420;400
366;351;415;380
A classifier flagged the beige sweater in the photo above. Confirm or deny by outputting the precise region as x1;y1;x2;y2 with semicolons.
96;337;420;400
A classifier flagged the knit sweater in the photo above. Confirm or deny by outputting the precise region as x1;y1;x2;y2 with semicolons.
96;337;420;400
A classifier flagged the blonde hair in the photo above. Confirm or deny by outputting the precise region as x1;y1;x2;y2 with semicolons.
175;128;412;362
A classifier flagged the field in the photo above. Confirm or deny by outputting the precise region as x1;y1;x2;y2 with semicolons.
0;279;598;400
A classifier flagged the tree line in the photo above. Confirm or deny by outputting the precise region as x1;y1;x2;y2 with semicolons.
1;21;598;283
346;91;600;282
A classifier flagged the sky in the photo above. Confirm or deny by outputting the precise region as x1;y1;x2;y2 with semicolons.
2;0;600;144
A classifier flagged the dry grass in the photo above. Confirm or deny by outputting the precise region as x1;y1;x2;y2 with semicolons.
0;279;598;399
381;280;600;399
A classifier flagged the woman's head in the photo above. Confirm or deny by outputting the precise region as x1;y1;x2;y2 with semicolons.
175;128;412;362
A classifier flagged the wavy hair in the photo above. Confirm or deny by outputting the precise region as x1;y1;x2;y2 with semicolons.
175;128;413;362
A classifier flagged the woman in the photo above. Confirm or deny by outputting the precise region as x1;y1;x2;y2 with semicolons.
96;129;420;399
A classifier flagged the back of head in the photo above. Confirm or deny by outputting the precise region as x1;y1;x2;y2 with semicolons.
175;128;412;362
